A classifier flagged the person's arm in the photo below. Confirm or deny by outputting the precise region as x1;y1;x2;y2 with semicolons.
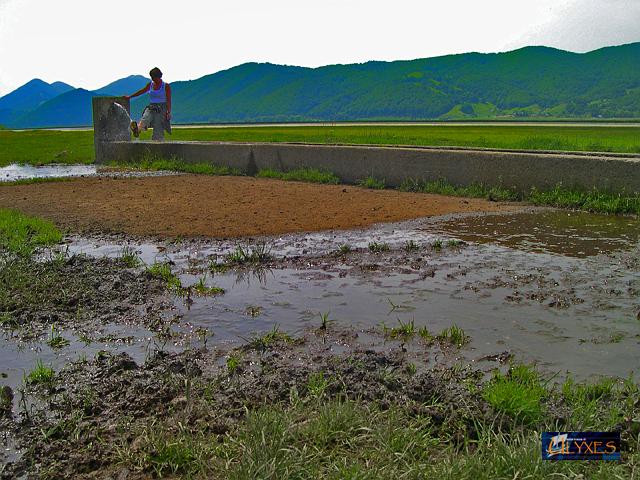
165;83;172;120
124;82;150;100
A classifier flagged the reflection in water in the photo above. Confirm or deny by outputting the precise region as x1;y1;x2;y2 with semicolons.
231;266;273;286
430;210;639;257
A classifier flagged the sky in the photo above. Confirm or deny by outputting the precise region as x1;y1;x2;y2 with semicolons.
0;0;639;96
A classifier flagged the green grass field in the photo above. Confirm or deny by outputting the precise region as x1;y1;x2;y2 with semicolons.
2;125;639;167
0;129;95;166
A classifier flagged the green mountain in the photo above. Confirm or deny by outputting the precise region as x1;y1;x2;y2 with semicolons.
4;43;640;127
133;42;640;123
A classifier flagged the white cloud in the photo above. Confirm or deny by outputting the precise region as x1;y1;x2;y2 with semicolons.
515;0;640;52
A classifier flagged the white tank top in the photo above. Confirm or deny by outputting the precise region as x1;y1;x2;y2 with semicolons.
149;81;166;103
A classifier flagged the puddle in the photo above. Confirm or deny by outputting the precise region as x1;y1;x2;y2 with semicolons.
0;324;157;396
172;245;639;379
1;208;639;412
48;209;640;381
0;163;184;183
3;189;638;476
0;164;97;182
429;210;640;257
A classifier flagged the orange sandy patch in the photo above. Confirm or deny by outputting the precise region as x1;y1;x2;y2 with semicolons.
0;175;519;238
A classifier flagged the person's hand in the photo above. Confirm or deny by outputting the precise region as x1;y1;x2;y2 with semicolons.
123;95;130;100
165;111;171;121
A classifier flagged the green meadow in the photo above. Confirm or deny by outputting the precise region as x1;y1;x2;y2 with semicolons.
2;124;639;167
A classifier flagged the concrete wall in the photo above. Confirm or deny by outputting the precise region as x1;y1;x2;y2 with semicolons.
92;97;640;193
96;140;639;193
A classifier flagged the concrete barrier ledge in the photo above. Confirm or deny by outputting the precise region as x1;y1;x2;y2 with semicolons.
98;140;640;193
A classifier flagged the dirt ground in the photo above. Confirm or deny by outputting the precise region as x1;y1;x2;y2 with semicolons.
0;175;517;238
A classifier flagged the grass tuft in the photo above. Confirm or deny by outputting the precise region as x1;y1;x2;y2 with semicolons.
26;359;55;385
418;326;434;341
246;325;294;351
400;178;640;215
437;324;469;347
368;241;390;253
306;372;330;398
146;262;182;292
46;324;70;349
337;244;352;255
399;178;520;202
404;240;420;252
358;176;386;189
529;185;640;215
318;312;333;331
257;168;340;184
118;246;141;268
109;153;241;176
483;364;546;425
383;318;416;340
224;243;273;266
226;352;243;375
192;275;225;296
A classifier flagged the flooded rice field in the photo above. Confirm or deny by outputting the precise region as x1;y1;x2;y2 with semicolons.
1;208;638;401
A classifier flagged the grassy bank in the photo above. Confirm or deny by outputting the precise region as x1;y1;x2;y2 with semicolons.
107;157;241;176
3;124;640;166
399;178;640;215
10;344;638;479
255;168;640;215
256;167;340;184
0;208;62;255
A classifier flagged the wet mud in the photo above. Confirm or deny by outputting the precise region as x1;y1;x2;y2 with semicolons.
0;328;541;478
1;255;169;341
1;185;639;476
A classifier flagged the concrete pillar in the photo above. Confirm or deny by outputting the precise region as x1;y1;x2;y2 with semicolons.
92;96;131;163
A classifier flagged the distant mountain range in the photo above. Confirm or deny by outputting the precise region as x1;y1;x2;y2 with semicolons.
1;43;639;128
0;76;149;128
0;79;74;127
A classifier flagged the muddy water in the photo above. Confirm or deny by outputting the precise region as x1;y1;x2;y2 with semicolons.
173;247;639;378
1;209;638;399
429;210;640;257
63;210;640;376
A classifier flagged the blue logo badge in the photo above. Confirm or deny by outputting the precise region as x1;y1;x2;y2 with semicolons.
542;432;621;461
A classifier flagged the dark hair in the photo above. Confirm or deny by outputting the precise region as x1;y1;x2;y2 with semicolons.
149;67;163;79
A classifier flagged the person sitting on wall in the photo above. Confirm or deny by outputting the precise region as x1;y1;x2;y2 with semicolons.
125;67;172;141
